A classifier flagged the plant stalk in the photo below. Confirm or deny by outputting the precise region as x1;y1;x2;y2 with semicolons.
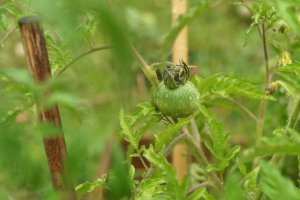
254;22;270;167
55;45;112;76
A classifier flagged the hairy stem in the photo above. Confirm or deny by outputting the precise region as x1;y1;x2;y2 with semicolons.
287;98;300;129
224;96;257;122
270;97;300;164
185;134;223;191
255;22;270;163
262;23;270;85
129;44;159;86
136;148;149;170
186;182;211;196
143;131;188;180
55;45;112;76
0;25;17;48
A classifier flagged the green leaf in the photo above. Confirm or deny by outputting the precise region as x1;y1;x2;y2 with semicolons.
223;173;245;200
161;2;209;60
2;68;35;90
0;13;8;31
276;61;300;76
43;91;81;110
129;164;135;181
234;1;277;46
236;158;247;177
188;188;215;200
0;106;25;125
143;146;186;199
276;80;297;101
136;178;171;200
75;174;108;198
119;102;157;151
242;167;260;191
199;106;240;172
242;134;300;161
259;161;300;200
273;0;300;34
195;73;273;100
154;116;192;153
119;109;140;149
127;102;156;127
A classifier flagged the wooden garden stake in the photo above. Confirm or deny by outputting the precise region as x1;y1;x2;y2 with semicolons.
172;0;188;182
19;16;73;195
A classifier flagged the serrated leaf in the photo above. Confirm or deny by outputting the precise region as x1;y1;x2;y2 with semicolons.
242;167;260;191
225;145;241;162
236;158;247;177
188;188;214;200
127;102;156;126
259;161;300;200
244;4;264;46
143;146;186;199
199;106;239;172
136;178;171;200
195;73;273;100
242;139;300;162
119;109;140;149
155;116;192;152
276;61;300;76
75;174;108;197
234;1;276;46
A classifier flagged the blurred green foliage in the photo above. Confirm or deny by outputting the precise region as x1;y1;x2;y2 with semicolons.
1;0;300;199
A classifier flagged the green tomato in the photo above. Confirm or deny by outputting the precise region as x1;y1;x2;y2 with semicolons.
152;81;200;118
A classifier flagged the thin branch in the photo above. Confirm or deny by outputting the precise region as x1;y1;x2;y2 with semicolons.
191;118;201;142
0;25;17;48
185;133;209;166
186;182;211;196
287;98;300;129
136;149;149;170
270;97;300;165
143;131;188;179
224;96;257;122
163;131;188;157
262;23;270;85
255;21;270;151
55;45;112;76
185;133;223;191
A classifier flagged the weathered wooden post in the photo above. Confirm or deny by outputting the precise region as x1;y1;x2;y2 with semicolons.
19;16;75;198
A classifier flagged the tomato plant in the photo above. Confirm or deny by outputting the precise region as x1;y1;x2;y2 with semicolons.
1;0;300;200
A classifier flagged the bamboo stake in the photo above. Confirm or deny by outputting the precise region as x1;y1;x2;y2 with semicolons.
18;16;74;197
171;0;189;182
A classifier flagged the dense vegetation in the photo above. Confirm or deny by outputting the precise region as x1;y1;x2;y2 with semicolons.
1;0;300;199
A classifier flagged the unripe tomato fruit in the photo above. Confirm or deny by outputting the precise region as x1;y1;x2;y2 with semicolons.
152;81;200;118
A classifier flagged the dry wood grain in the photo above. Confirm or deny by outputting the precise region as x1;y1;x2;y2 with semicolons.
19;16;75;198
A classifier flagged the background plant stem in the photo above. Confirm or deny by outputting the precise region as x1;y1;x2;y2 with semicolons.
255;22;270;161
56;45;112;76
